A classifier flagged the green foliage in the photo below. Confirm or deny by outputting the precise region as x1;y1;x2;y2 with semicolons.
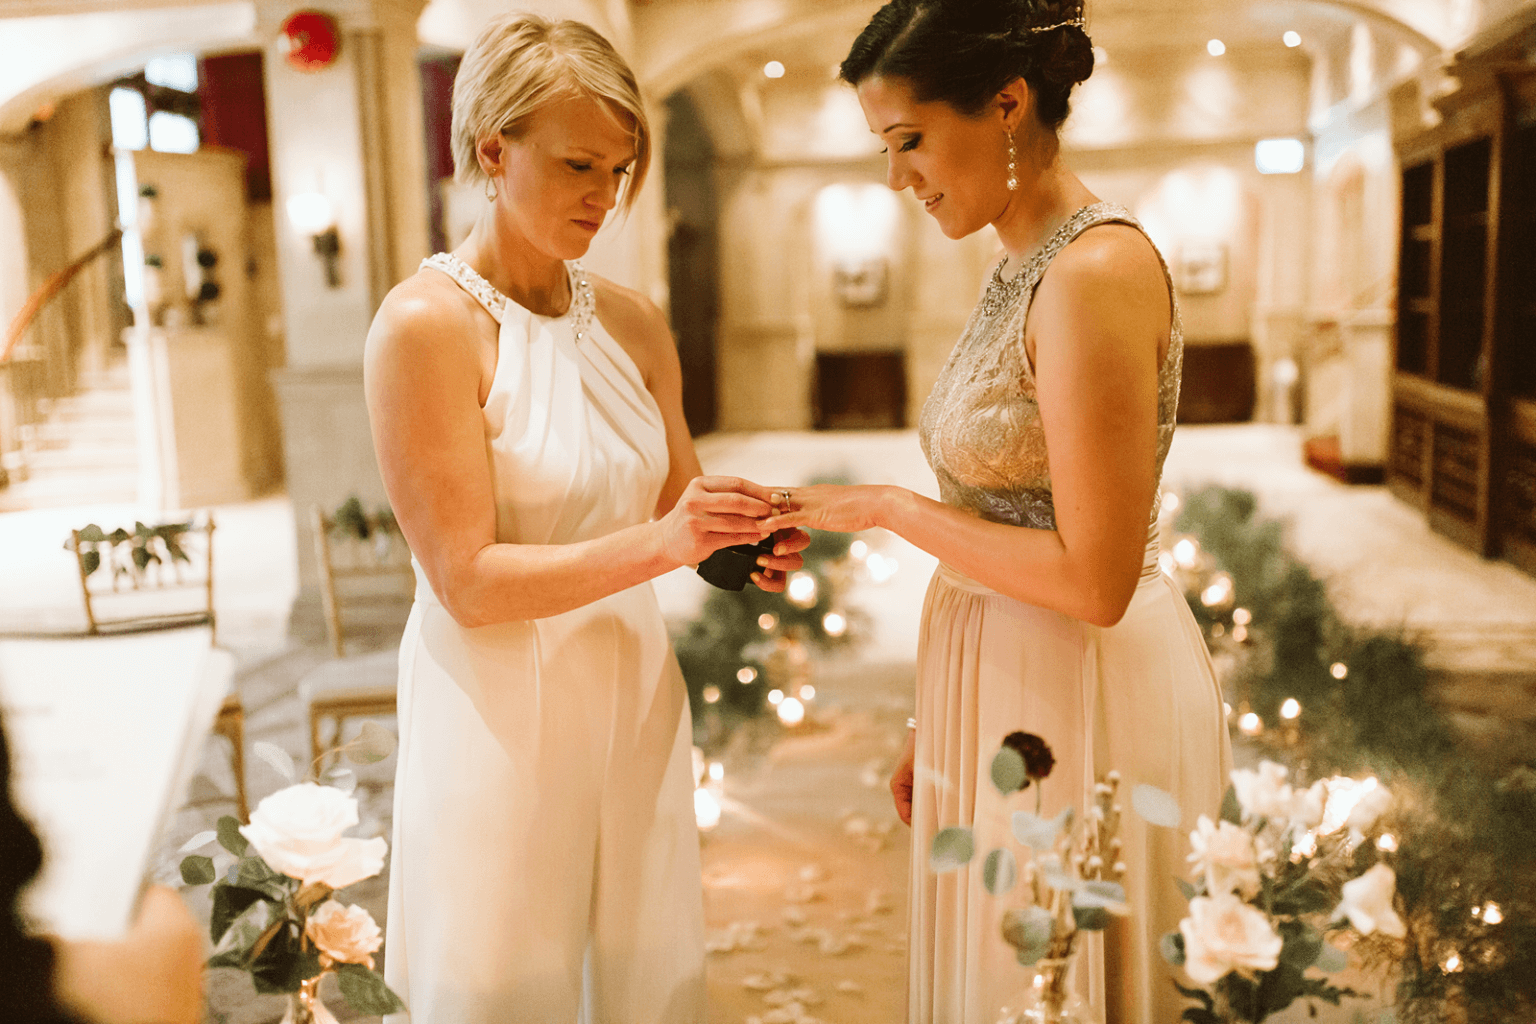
336;962;407;1013
674;515;860;743
330;496;401;542
1174;485;1536;1023
1172;486;1454;776
180;855;215;886
216;814;248;857
68;520;194;580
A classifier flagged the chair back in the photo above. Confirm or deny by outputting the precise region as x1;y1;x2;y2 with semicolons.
311;504;414;658
69;515;216;642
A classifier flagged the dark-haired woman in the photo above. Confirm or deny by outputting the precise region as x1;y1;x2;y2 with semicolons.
761;2;1231;1020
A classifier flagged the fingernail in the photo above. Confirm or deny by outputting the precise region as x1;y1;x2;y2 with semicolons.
775;545;785;556
757;556;768;566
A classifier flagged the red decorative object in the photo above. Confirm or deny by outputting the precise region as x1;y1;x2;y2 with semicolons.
279;10;340;72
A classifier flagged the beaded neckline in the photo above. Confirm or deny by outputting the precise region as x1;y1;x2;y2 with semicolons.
978;202;1126;320
421;252;596;343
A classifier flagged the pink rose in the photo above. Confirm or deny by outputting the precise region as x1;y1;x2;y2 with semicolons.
306;900;383;968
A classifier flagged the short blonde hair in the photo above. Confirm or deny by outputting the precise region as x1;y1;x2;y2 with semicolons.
451;13;651;213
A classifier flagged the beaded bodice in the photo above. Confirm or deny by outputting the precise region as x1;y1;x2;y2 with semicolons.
420;251;596;342
917;202;1183;531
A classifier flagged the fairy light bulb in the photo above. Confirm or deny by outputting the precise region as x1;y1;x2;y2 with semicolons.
737;666;758;684
777;696;806;725
695;787;721;830
1280;698;1301;720
703;685;721;704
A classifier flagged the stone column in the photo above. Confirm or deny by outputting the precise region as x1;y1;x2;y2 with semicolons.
257;0;429;635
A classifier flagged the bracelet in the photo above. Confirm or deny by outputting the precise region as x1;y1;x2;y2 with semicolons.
906;717;917;730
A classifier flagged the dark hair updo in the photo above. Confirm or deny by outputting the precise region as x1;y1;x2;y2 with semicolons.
840;0;1095;131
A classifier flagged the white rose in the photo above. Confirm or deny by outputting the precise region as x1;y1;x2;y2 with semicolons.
1180;892;1284;985
1188;815;1261;897
1230;762;1292;821
1345;784;1392;832
1334;863;1406;938
1288;780;1328;830
239;783;388;888
306;900;383;968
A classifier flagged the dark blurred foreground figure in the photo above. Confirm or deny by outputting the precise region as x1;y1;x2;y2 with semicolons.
757;1;1233;1020
0;715;202;1024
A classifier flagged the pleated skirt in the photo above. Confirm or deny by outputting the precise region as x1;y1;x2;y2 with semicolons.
908;561;1232;1024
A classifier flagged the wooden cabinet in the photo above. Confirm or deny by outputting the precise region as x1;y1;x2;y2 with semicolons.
1388;46;1536;572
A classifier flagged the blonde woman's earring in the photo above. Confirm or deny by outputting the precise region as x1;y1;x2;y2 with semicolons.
485;177;498;202
1006;131;1019;192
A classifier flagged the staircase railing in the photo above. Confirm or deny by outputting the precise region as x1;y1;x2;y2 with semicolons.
0;230;123;489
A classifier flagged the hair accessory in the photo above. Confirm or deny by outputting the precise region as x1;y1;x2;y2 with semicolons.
1019;15;1086;34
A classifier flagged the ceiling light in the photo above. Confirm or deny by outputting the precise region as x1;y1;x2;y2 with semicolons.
1207;39;1226;56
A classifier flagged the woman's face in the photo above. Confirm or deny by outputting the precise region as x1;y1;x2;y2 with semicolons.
856;75;1011;240
488;92;637;260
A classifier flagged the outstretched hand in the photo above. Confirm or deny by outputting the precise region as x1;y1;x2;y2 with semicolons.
760;483;889;535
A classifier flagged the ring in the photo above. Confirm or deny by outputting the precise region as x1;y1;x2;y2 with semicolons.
780;489;793;510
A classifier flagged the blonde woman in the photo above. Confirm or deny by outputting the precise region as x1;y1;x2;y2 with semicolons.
365;15;805;1022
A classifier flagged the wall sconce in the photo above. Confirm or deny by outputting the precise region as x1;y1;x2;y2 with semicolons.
286;191;341;287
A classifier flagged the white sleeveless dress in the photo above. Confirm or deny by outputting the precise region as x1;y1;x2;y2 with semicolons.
910;205;1232;1024
383;254;706;1024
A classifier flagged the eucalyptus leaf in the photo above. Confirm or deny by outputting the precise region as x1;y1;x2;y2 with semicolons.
1132;784;1182;828
1220;785;1243;826
253;741;298;783
216;815;248;857
982;848;1018;896
335;962;407;1014
1175;876;1200;901
77;524;105;543
180;855;216;885
1278;919;1323;969
1001;905;1054;965
1011;806;1073;850
131;544;153;570
929;826;976;873
990;746;1028;795
1073;880;1127;909
1038;854;1075;891
1314;942;1349;974
347;720;397;765
178;830;218;854
108;527;131;544
322;766;358;795
1073;905;1112;931
81;549;100;576
1160;930;1187;966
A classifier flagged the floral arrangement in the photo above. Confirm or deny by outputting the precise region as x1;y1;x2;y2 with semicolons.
1163;759;1403;1023
928;732;1182;1023
178;726;403;1022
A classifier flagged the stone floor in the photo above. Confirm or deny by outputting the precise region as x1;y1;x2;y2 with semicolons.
5;424;1532;1023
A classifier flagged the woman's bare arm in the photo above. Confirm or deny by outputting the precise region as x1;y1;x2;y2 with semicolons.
364;274;776;628
764;226;1168;628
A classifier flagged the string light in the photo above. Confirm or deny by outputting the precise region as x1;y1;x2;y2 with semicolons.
799;684;816;701
703;685;721;704
1330;662;1349;680
1232;625;1248;643
695;787;722;830
1280;698;1301;720
1239;712;1264;736
822;611;848;637
866;553;898;583
1443;953;1463;973
1483;902;1504;925
850;540;868;559
737;666;758;684
768;688;784;706
708;761;725;782
787;572;818;608
1173;538;1200;568
1233;608;1252;626
758;613;777;631
777;696;806;725
1377;833;1398;852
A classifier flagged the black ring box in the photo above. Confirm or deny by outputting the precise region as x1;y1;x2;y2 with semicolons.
696;535;778;591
